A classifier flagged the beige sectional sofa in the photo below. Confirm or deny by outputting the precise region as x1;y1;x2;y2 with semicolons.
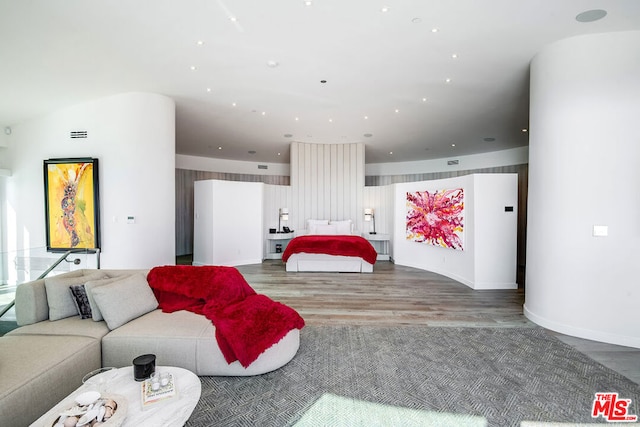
0;268;301;426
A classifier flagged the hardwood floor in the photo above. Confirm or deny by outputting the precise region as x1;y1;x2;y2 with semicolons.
233;260;640;384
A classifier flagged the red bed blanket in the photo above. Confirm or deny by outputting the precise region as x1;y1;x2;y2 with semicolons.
147;265;304;368
282;235;378;265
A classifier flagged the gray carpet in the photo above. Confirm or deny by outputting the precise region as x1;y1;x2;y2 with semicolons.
186;326;640;427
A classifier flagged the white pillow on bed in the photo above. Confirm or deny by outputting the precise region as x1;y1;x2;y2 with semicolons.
330;220;353;235
307;219;329;229
312;224;338;235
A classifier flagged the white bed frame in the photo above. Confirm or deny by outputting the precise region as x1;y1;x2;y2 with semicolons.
285;253;373;273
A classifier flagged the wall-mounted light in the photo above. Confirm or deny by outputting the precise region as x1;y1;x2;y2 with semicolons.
364;208;376;235
278;208;289;233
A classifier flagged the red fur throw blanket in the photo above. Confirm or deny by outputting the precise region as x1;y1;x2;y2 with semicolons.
147;265;304;368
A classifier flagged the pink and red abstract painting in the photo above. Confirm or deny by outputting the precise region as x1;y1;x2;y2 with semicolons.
406;188;464;250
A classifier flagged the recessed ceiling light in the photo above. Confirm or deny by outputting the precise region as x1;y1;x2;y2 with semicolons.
304;0;312;6
483;137;496;142
395;109;400;113
229;16;237;22
218;146;222;150
328;118;333;122
320;80;327;83
445;78;451;83
381;6;389;12
248;150;256;154
278;152;281;156
451;143;456;147
431;28;439;33
267;60;279;68
261;111;266;116
364;133;373;138
576;9;607;22
364;115;369;120
522;128;528;133
196;40;204;46
412;17;422;24
232;102;236;107
451;53;458;59
389;151;393;155
295;117;299;121
422;97;427;102
206;88;212;92
190;65;197;71
284;133;293;138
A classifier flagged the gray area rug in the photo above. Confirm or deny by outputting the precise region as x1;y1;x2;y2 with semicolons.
185;326;640;427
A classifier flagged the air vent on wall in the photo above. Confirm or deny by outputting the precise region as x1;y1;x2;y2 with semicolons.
447;160;459;165
70;130;88;139
258;164;268;170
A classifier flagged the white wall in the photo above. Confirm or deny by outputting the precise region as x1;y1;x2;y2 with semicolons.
393;174;517;289
193;180;263;266
2;92;175;270
525;31;640;348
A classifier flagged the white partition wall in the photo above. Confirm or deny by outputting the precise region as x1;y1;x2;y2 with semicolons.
525;31;640;348
393;174;518;289
193;180;263;266
290;142;365;231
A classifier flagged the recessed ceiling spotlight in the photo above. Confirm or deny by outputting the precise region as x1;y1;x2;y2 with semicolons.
278;152;282;156
364;133;373;138
229;16;238;22
284;133;293;138
320;80;327;83
522;128;528;132
422;97;427;102
248;150;256;154
412;17;422;24
576;9;607;22
445;78;451;83
196;40;204;46
451;143;456;147
483;137;496;142
451;53;458;59
304;0;312;6
295;117;299;121
431;28;439;33
267;60;279;68
381;6;389;12
232;102;237;107
261;111;266;116
395;109;400;113
218;146;222;150
328;118;333;122
190;65;197;71
389;151;393;155
364;115;369;120
206;88;212;93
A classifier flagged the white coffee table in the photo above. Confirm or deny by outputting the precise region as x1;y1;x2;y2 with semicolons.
31;366;201;427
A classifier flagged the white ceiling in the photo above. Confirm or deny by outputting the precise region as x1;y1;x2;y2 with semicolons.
1;1;639;164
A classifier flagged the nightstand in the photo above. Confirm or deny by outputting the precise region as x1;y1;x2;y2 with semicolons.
363;233;390;261
265;232;295;260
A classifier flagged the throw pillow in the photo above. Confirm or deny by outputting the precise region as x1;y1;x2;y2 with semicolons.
91;273;159;330
84;276;132;321
69;285;92;319
45;271;108;321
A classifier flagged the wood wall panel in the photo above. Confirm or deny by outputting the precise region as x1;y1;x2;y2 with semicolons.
290;142;365;232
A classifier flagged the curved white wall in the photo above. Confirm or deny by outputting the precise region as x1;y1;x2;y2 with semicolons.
525;31;640;348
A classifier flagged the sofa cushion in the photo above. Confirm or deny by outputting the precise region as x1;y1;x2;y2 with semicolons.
0;335;101;427
92;273;159;330
69;284;92;319
45;271;108;321
6;315;110;340
84;276;134;321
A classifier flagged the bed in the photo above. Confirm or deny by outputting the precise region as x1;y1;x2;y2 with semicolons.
282;220;378;273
